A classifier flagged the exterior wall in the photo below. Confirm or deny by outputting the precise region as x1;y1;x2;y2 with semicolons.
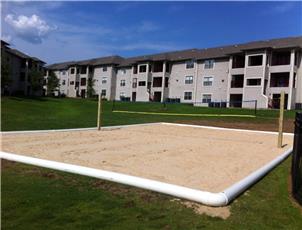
115;67;132;100
132;63;150;102
168;61;196;103
195;59;229;106
296;53;302;106
93;65;115;100
242;51;268;109
56;70;69;95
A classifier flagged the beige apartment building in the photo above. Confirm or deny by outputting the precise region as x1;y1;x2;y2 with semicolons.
1;40;46;96
45;36;302;109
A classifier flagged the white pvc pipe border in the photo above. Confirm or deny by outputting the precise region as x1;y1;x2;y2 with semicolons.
0;148;292;207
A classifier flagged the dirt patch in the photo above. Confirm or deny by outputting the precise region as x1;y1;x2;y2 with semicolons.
181;200;231;219
176;119;294;133
1;123;293;193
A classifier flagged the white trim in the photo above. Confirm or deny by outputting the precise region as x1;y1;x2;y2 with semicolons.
160;122;294;136
1;122;162;135
0;147;292;207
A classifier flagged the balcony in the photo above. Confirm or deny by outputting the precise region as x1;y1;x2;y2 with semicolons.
232;55;245;69
271;51;290;66
230;75;244;88
270;72;289;88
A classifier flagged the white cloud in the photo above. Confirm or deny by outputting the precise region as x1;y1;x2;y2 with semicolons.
1;34;12;43
5;14;56;44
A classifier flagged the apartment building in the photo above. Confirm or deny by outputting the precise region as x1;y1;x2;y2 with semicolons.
46;56;123;100
45;36;302;109
1;40;46;96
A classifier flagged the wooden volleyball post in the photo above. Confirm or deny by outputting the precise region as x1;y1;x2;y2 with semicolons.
97;92;102;131
278;91;285;148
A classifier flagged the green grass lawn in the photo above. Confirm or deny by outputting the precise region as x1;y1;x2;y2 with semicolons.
1;96;299;131
1;96;302;229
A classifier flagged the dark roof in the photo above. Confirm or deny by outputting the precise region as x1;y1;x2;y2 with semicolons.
1;40;9;47
47;36;302;68
76;55;124;66
46;61;77;70
31;57;46;64
7;48;31;59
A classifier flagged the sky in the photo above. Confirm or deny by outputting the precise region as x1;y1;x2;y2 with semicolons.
1;1;302;64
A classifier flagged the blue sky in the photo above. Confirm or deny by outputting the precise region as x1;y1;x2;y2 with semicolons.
1;1;301;64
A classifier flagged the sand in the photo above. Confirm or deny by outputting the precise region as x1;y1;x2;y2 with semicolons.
1;123;293;193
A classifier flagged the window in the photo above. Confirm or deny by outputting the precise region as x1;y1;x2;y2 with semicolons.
186;60;194;69
133;65;138;74
203;76;213;86
185;76;193;84
62;80;66;85
80;67;87;74
204;60;214;69
132;78;137;88
20;72;25;81
232;55;245;68
103;66;107;72
139;81;146;86
70;68;75;74
120;80;126;86
153;62;163;72
231;75;244;88
248;55;263;66
102;77;107;84
76;68;80;74
184;92;192;100
139;65;147;73
247;78;261;86
70;81;75;85
202;94;212;103
80;78;86;86
62;71;66;75
165;77;169;88
120;92;126;98
152;77;162;87
120;69;126;74
101;89;106;96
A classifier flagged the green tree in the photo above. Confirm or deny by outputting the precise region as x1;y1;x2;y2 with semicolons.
28;69;44;93
86;75;96;98
47;71;60;96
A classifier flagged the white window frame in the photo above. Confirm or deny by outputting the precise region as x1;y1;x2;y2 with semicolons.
120;79;126;87
202;94;212;103
102;77;107;84
246;78;262;87
204;60;215;69
247;54;264;67
185;76;193;84
185;60;194;69
203;76;214;86
184;91;193;100
101;89;106;96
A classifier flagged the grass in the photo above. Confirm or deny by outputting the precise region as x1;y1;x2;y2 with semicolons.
1;96;299;131
2;159;302;229
1;96;302;229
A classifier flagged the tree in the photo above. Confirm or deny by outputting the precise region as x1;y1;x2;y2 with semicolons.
47;71;60;96
28;69;44;93
86;75;96;98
